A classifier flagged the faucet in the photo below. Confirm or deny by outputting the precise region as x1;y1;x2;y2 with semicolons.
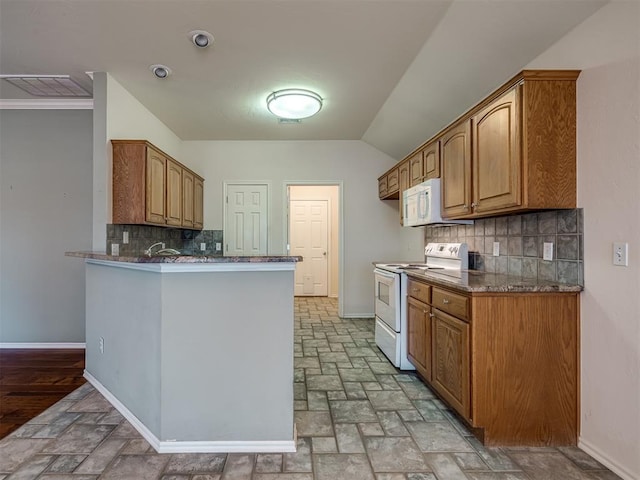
144;242;165;257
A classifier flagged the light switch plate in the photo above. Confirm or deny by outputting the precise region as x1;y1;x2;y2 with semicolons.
215;242;222;251
543;242;553;261
122;231;129;244
111;243;120;256
613;242;628;266
492;242;500;257
200;243;207;251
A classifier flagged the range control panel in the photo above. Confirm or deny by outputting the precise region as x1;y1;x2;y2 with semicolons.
425;242;467;260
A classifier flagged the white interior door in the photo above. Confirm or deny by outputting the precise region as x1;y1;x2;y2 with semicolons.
225;184;268;255
290;200;328;296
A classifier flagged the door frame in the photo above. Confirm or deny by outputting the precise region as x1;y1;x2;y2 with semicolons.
283;181;345;317
223;181;272;256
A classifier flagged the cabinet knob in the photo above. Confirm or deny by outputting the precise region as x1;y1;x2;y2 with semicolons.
429;312;434;318
423;309;428;314
463;204;468;210
443;299;450;304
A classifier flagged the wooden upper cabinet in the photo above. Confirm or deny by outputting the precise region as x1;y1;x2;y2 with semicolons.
378;168;400;200
409;151;423;187
166;158;183;227
378;70;578;220
472;86;521;214
441;120;472;218
112;140;204;230
145;146;167;224
193;177;204;230
386;168;399;195
182;169;195;229
378;176;387;199
423;141;440;180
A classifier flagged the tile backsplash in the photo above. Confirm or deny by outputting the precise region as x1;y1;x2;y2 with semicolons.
106;224;223;257
425;209;583;285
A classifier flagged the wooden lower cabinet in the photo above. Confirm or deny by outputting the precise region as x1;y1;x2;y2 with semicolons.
407;297;432;381
431;308;470;420
406;276;579;446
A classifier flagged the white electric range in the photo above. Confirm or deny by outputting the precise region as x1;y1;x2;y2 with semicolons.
373;242;468;370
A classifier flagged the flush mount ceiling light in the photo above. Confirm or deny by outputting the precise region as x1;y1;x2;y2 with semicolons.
0;74;91;97
266;89;323;120
150;64;172;79
189;30;214;48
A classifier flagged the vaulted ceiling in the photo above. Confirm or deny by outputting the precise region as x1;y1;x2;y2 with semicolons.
0;0;607;159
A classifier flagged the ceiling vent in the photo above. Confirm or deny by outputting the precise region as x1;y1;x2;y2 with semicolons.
0;75;91;97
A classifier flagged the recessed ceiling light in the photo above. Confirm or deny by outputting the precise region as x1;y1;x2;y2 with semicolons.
266;89;323;120
189;30;214;48
150;64;172;79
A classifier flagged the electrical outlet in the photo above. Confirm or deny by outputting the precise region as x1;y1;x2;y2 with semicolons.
122;231;129;244
543;242;554;261
215;242;221;251
200;242;207;251
492;241;500;257
613;242;628;266
99;337;104;354
161;242;166;249
111;243;120;256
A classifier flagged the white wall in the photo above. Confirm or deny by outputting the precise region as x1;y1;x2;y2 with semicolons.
290;185;340;298
528;3;640;478
0;109;93;343
92;73;195;249
180;140;424;316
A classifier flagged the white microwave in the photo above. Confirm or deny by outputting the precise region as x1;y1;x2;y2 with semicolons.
403;178;473;227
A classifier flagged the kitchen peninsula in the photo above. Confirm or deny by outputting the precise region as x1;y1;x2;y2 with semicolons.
66;252;301;453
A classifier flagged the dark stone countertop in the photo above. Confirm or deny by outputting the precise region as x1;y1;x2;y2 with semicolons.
66;252;302;263
404;269;583;293
373;261;582;293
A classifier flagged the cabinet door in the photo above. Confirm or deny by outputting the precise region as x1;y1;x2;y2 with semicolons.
472;86;521;214
407;296;432;380
398;160;410;225
441;120;472;218
409;152;424;187
386;168;399;195
431;309;470;420
378;177;388;199
193;177;204;230
182;170;195;228
166;158;183;226
145;147;167;224
423;141;440;180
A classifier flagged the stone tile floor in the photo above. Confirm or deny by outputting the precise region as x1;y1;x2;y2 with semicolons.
0;297;621;479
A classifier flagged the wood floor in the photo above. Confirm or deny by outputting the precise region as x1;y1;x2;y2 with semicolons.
0;349;85;439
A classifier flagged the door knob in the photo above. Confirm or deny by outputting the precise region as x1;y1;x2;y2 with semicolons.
323;252;327;256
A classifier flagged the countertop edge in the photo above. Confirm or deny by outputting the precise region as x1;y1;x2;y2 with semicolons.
402;270;583;293
66;252;302;270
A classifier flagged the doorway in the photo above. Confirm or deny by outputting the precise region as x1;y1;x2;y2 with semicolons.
287;184;340;298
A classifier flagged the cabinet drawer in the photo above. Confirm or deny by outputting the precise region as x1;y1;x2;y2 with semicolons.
408;279;431;304
432;288;468;321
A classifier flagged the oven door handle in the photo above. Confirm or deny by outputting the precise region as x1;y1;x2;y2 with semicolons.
374;268;397;279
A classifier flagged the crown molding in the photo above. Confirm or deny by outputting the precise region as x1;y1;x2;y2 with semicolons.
0;98;93;110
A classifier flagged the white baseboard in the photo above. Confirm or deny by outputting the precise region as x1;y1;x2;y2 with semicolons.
340;313;375;319
578;437;638;480
0;342;86;349
84;370;297;454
